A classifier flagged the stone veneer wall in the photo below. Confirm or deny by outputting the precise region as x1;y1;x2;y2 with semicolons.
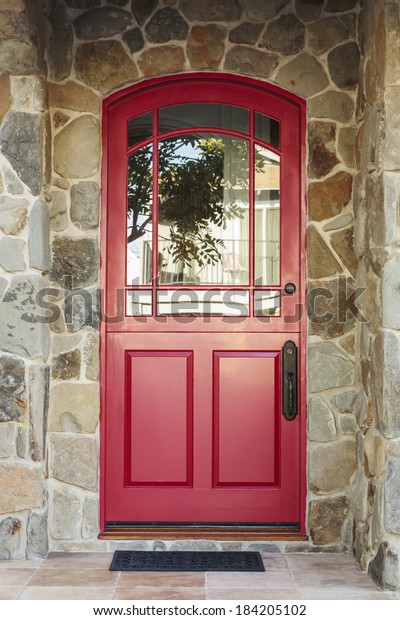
0;0;367;560
349;0;400;590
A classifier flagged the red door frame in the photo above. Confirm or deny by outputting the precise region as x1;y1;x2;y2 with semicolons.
99;73;307;534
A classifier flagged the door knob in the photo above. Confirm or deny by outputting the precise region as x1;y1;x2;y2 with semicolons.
282;340;298;421
284;282;296;295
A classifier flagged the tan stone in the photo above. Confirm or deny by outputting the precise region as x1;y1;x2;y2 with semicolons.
49;383;99;433
308;91;354;124
54;115;100;179
224;46;279;78
338;127;357;168
48;81;100;114
330;227;358;277
275;54;328;97
339;332;355;356
307;225;341;279
138;46;185;77
308;437;357;494
0;463;42;514
75;41;138;95
84;333;99;382
187;25;226;70
308;121;339;180
364;428;385;477
49;434;98;491
309;496;348;545
0;73;10;124
308;172;353;222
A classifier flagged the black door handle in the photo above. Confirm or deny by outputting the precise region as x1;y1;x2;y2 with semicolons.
282;341;298;421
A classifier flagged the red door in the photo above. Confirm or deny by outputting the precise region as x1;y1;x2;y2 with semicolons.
102;74;306;527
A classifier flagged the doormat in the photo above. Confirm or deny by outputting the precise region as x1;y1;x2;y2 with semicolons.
110;550;265;572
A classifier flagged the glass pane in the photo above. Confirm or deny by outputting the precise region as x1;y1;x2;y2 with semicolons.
159;104;249;135
128;112;153;148
255;112;280;149
255;145;280;286
157;289;249;316
158;134;249;286
127;145;153;285
254;290;280;316
126;290;152;316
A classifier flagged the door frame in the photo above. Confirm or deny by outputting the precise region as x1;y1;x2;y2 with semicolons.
99;72;307;538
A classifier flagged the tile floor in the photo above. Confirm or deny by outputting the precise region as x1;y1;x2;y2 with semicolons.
0;552;398;600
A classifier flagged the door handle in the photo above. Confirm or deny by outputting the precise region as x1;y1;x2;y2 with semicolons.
282;340;298;421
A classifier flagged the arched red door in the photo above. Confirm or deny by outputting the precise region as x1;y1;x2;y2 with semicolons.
101;74;306;530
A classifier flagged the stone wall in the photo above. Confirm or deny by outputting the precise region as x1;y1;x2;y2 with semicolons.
0;0;366;559
349;0;400;590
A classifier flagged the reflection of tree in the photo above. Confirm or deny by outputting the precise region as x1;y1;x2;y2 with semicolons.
127;135;249;267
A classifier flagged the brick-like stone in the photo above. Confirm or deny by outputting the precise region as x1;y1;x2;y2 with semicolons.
0;196;27;235
0;422;16;458
50;237;98;289
308;341;354;393
367;171;400;246
308;172;353;221
385;457;400;535
48;81;100;114
49;383;99;433
372;329;400;438
308;121;339;179
54;115;100;179
181;0;241;21
71;181;99;230
145;8;188;43
0;463;42;513
29;365;49;462
309;496;348;545
328;43;360;90
75;41;138;94
27;512;48;559
275;54;328;97
307;17;349;54
241;0;288;21
51;486;81;540
307;226;341;279
50;433;98;491
309;438;357;494
229;23;262;45
308;396;337;442
187;25;226;71
82;496;98;539
0;74;11;124
308;91;354;124
84;333;99;381
138;46;185;78
0;237;25;272
383;251;400;330
224;47;279;79
74;7;133;40
330;227;358;277
260;15;304;55
29;199;50;271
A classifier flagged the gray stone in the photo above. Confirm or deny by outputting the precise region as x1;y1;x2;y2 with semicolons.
383;252;400;330
29;199;51;271
54;115;100;179
75;40;138;95
10;76;47;114
328;43;360;90
229;23;263;45
284;543;346;553
368;541;399;591
27;512;48;559
308;91;354;123
49;191;68;232
0;196;27;235
338;127;357;168
260;15;305;55
181;0;241;21
368;172;399;246
145;8;188;43
70;182;99;230
131;0;157;25
82;496;98;539
84;333;99;381
0;356;25;423
307;17;349;54
153;540;167;551
308;342;354;393
275;54;328;97
122;28;145;54
0;276;50;359
0;111;43;195
66;0;100;6
295;0;322;22
50;237;98;290
0;422;16;458
29;365;49;462
323;213;353;232
0;516;25;560
74;8;133;40
309;437;357;494
50;433;98;491
0;277;6;300
64;287;99;332
52;334;82;355
241;0;288;21
372;329;400;438
3;168;23;194
338;414;358;434
381;86;400;171
308;396;337;442
309;496;348;545
326;0;357;10
0;39;37;76
48;0;73;81
51;486;82;540
224;47;279;79
246;543;280;553
170;541;218;551
52;349;81;380
17;426;27;459
0;463;43;513
331;389;358;413
49;383;99;434
0;237;25;272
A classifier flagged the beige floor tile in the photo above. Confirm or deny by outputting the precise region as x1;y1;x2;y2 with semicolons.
45;553;114;569
261;554;290;570
19;586;116;600
119;572;205;588
207;588;301;600
0;569;37;587
29;567;119;588
0;560;44;569
291;569;381;590
286;554;357;571
0;587;25;600
298;587;396;600
206;571;295;590
114;587;206;600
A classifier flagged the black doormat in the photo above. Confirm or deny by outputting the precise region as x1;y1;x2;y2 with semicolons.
110;550;265;572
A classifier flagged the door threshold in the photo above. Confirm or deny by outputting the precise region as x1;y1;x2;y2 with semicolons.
99;524;307;541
